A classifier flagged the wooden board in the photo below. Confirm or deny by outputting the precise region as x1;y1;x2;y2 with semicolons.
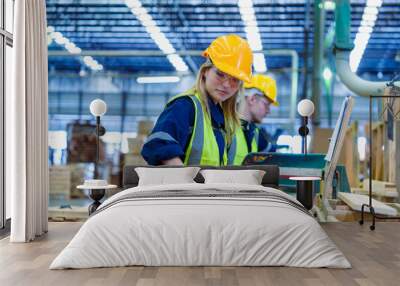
48;206;88;221
338;192;397;216
352;187;398;198
338;121;360;188
310;127;333;154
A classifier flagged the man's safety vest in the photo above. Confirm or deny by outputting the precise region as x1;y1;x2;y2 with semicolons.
227;126;259;165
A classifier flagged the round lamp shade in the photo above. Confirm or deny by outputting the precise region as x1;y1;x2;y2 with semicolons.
297;99;315;117
90;99;107;117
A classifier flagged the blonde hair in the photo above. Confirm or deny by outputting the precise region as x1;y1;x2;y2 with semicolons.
194;61;242;145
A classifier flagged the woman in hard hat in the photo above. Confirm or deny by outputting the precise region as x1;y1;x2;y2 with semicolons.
141;34;253;166
227;74;278;165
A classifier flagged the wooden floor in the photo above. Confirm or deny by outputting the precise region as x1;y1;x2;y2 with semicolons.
1;222;399;286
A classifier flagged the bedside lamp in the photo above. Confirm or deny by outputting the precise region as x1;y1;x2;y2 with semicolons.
77;99;116;215
297;99;315;155
90;99;107;179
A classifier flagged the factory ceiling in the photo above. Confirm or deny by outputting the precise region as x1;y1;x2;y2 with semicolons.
46;0;400;76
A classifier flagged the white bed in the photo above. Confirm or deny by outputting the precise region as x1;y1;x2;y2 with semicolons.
50;183;351;269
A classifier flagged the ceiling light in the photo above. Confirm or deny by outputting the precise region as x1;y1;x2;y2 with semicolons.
363;13;377;21
137;76;181;84
125;0;189;73
253;53;267;73
395;52;400;62
324;1;335;10
364;7;378;15
366;0;383;8
358;26;373;34
238;0;267;72
47;26;55;33
350;1;381;72
48;27;103;72
360;20;375;27
323;67;333;81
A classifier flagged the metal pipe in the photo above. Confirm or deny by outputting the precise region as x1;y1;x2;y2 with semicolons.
302;0;311;101
95;116;100;179
265;49;299;134
369;96;372;207
336;51;400;96
311;0;325;126
334;0;400;96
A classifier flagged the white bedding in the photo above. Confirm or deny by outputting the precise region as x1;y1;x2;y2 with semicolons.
50;183;351;269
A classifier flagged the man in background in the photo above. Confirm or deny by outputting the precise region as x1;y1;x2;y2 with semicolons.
228;74;279;165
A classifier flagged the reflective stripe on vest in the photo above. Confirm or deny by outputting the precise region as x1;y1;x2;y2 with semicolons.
167;90;227;166
227;127;259;165
145;131;179;144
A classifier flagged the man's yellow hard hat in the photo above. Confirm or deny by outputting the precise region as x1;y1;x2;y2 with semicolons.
244;74;279;106
202;34;253;83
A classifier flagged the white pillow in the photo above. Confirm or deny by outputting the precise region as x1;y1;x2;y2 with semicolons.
200;169;266;185
135;167;200;186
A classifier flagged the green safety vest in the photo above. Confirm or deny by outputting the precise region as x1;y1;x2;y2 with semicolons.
167;89;227;166
227;126;259;165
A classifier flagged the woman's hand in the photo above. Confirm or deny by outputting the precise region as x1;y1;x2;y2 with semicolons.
161;157;184;166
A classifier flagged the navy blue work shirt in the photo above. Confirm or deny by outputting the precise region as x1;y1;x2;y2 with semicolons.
241;119;269;152
141;96;226;165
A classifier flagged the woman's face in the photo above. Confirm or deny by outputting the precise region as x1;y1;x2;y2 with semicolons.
204;66;241;104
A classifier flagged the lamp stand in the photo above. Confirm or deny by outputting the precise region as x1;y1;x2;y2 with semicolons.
89;116;107;215
298;116;309;155
95;116;100;179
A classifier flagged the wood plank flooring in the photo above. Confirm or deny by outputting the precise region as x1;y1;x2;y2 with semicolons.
0;222;399;286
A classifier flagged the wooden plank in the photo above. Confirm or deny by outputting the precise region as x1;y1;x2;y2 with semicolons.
338;121;360;188
369;122;385;181
338;192;397;216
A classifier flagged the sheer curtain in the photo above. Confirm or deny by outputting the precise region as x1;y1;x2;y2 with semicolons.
8;0;49;242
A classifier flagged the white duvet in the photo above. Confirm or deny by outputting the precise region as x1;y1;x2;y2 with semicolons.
50;183;351;269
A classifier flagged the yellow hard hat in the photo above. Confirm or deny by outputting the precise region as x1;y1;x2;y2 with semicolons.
202;34;253;83
244;74;279;106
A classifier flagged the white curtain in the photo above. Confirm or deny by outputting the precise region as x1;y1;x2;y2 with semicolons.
9;0;49;242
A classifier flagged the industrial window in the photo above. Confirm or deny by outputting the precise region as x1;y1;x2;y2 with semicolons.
0;0;14;232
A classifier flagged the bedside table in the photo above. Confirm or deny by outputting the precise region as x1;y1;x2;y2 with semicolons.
77;184;117;215
289;176;321;210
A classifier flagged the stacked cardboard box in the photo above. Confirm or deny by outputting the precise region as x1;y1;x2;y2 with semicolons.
69;163;87;198
128;137;145;155
122;120;154;167
49;166;71;199
123;153;147;166
137;120;154;136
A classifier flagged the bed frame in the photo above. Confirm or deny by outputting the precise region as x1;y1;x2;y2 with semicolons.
122;165;280;189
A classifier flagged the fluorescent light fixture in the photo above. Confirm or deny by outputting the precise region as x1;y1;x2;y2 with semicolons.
323;67;333;81
47;26;55;33
125;0;189;72
363;13;377;21
358;26;373;34
137;76;180;84
238;0;267;72
367;0;383;7
324;0;336;10
253;53;267;73
357;137;367;161
48;26;102;71
349;1;382;72
364;7;378;15
360;20;376;27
